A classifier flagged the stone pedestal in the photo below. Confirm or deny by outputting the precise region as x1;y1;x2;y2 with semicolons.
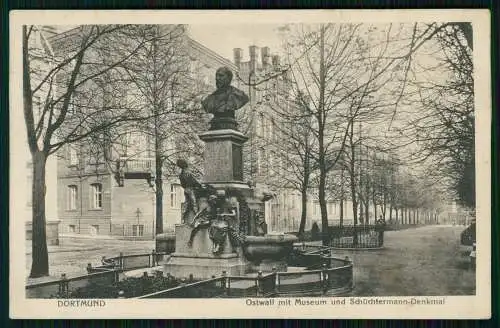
172;224;237;258
198;129;248;184
164;224;249;279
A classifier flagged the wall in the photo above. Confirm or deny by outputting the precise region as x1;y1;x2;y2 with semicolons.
58;172;112;235
111;178;155;234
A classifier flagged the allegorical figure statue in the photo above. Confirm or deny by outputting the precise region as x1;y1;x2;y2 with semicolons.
187;194;218;247
176;159;203;225
201;67;249;130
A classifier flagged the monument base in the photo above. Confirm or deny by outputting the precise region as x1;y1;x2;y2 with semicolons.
164;256;249;280
253;259;288;273
164;224;250;279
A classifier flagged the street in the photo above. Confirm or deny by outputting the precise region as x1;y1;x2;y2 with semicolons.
26;235;155;281
26;226;475;296
333;225;475;296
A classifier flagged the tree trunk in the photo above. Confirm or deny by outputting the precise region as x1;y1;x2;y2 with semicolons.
340;167;344;227
155;175;163;235
30;151;49;278
339;197;344;227
364;188;369;225
154;141;163;234
298;182;308;236
319;166;329;246
318;25;329;246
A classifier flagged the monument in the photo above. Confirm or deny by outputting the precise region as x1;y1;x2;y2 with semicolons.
163;67;297;280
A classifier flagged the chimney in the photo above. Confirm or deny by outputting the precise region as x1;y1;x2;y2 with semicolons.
233;48;243;69
261;46;270;68
249;45;259;71
272;55;280;67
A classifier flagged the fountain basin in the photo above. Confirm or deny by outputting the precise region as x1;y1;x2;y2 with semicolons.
243;234;298;263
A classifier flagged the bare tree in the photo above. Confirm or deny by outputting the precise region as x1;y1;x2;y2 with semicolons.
383;22;475;210
267;91;317;237
23;25;158;277
116;25;207;234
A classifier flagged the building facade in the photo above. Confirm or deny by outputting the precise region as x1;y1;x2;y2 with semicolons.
55;27;238;237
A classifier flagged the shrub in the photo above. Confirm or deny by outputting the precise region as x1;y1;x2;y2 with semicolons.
53;274;181;299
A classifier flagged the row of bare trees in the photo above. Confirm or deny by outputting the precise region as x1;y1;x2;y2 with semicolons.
248;22;474;244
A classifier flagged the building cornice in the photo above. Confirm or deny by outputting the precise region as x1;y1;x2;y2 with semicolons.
186;37;237;71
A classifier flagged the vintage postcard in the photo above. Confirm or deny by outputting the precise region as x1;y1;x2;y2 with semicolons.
10;9;491;319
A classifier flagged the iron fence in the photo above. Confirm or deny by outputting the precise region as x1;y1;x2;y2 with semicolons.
328;224;384;248
139;271;278;299
27;247;353;299
139;251;352;298
138;276;226;298
27;251;166;298
26;270;119;298
111;223;155;239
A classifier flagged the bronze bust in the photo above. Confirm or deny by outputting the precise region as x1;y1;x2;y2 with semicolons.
202;67;249;130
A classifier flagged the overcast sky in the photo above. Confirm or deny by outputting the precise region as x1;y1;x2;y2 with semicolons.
187;24;284;63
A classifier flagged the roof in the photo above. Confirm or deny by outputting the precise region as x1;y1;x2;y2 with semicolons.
47;25;237;72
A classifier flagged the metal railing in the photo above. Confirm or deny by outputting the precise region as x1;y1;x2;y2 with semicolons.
328;224;384;248
94;250;166;271
26;250;166;298
139;271;279;299
139;248;353;298
27;248;353;299
119;158;154;173
26;270;120;299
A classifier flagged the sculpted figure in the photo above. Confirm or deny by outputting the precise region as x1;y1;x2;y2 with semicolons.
176;159;203;224
187;194;218;247
201;67;249;130
209;196;237;254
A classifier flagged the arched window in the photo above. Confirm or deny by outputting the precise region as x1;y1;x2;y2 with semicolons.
90;183;103;209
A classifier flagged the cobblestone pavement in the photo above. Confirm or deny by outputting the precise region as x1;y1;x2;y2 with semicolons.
332;225;476;296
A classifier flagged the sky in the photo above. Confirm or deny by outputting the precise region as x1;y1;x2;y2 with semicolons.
54;24;286;64
187;24;284;63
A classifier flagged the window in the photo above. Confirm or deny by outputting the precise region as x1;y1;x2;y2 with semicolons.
69;146;79;166
170;184;179;208
67;185;78;210
68;96;75;114
68;225;76;233
90;183;103;209
132;225;144;237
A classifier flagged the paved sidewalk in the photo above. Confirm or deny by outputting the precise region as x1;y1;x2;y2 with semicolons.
332;225;475;296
